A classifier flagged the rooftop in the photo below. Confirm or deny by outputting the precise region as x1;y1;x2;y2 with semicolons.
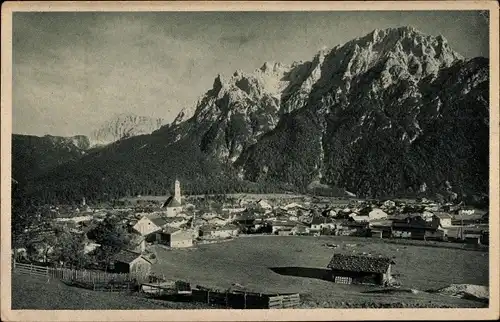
327;253;394;274
113;249;142;264
149;216;169;227
162;196;182;208
162;227;181;235
311;216;335;225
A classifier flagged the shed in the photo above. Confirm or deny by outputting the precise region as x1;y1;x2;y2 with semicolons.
327;253;394;285
113;250;152;276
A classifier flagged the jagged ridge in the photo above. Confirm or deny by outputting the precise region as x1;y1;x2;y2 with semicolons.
21;26;489;202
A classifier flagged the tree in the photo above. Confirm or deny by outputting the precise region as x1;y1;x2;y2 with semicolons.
50;230;90;269
88;216;131;270
12;183;38;250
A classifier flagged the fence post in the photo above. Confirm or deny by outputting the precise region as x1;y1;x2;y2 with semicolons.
225;291;229;308
244;292;247;309
207;291;210;304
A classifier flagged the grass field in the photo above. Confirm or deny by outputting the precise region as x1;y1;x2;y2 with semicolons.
11;273;211;310
150;236;488;308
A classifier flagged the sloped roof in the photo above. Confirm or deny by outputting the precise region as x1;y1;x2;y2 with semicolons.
162;227;181;235
271;220;300;227
162;196;182;208
114;250;142;264
369;219;393;228
311;216;335;225
327;253;394;274
150;216;169;227
200;224;239;232
433;212;453;219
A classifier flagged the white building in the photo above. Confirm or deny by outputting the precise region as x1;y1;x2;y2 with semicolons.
162;179;184;217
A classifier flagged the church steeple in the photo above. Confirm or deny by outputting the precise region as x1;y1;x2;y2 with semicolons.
174;179;181;204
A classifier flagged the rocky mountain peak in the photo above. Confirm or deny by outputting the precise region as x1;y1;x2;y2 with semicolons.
89;113;167;147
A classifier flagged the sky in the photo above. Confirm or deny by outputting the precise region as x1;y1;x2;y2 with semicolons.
12;11;489;137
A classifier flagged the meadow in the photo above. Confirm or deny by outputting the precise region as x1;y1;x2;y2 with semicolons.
11;273;211;310
151;235;489;308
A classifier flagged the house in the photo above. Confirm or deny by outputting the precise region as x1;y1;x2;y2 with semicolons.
164;216;189;228
310;216;337;232
222;207;246;214
270;220;301;234
452;213;487;226
113;250;153;276
321;208;337;218
382;200;396;209
424;226;448;241
282;202;306;211
350;215;370;223
458;208;476;216
342;220;370;236
368;209;388;221
369;220;393;238
291;224;308;235
206;216;231;226
161;179;184;217
256;199;273;212
132;215;168;236
83;242;101;254
156;227;194;248
327;253;395;285
432;212;453;227
199;224;239;239
393;214;447;241
233;211;256;227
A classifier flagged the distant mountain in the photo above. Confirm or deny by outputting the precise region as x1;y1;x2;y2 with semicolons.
12;134;90;184
89;113;167;147
23;27;489;203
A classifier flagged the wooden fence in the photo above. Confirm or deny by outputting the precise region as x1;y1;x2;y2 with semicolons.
14;261;300;307
191;286;300;309
13;261;141;292
268;293;300;309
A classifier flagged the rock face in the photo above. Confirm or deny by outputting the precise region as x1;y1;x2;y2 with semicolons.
22;26;490;202
89;113;167;147
173;26;488;197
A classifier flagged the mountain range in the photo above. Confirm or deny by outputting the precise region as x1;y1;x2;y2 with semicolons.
13;27;489;204
88;113;167;147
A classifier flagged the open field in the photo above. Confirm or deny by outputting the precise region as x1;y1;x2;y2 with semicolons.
11;273;212;310
150;236;488;308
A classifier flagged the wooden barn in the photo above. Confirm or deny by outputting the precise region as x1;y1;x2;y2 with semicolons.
113;249;152;276
326;253;395;286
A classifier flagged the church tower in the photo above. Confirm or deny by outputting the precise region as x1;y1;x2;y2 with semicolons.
174;179;181;204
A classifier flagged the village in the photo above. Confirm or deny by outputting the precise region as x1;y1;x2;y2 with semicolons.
16;179;488;286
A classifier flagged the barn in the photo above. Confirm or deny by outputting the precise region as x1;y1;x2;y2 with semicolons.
327;253;395;286
156;227;194;248
113;250;152;276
